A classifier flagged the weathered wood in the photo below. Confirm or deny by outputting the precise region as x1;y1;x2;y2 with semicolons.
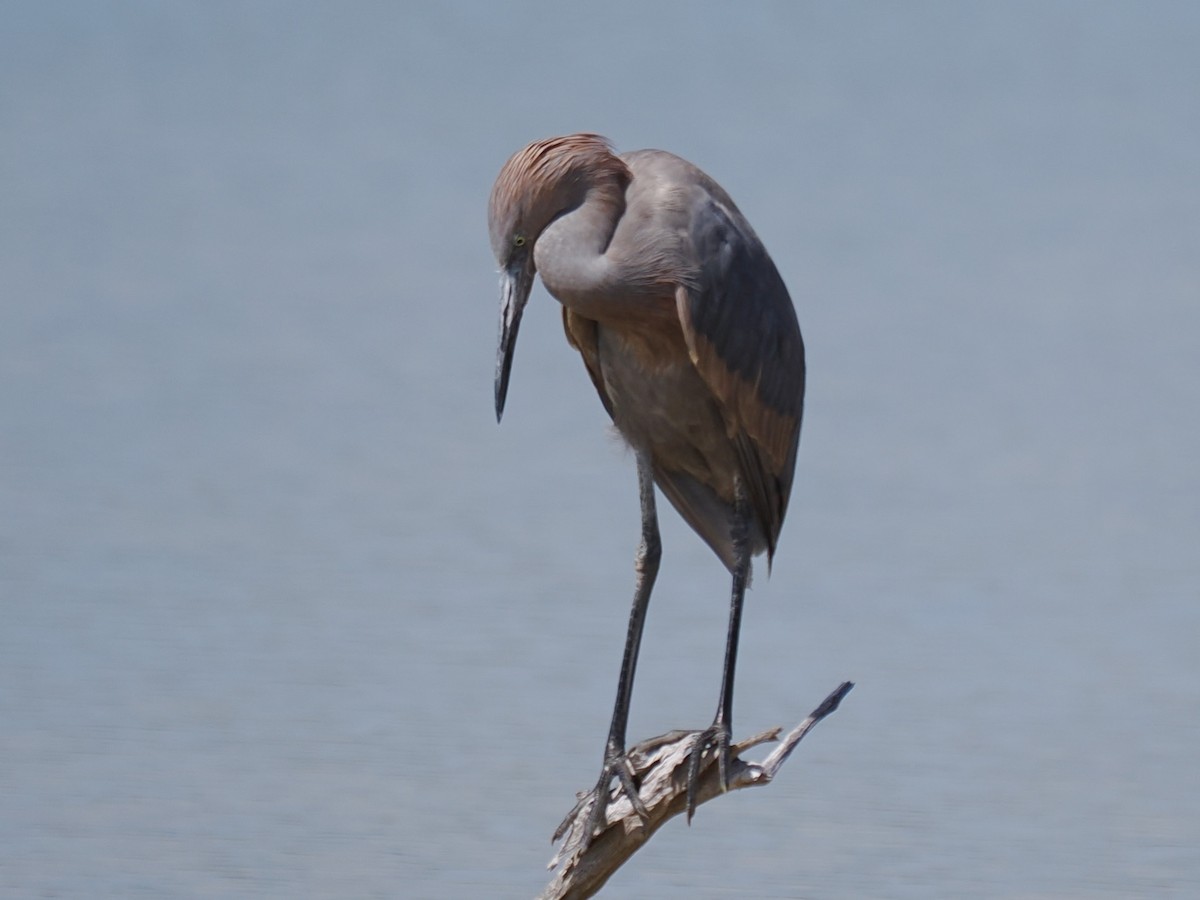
538;681;854;900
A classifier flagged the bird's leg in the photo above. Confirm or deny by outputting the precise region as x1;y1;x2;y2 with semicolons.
685;477;752;823
556;452;660;848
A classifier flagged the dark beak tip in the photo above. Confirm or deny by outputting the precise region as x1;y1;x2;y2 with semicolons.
494;370;510;424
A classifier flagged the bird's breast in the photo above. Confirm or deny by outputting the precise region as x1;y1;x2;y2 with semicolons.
595;322;739;497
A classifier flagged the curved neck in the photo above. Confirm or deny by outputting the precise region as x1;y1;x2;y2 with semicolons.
534;173;627;308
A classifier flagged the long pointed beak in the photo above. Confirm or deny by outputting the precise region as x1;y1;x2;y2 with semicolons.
494;264;533;422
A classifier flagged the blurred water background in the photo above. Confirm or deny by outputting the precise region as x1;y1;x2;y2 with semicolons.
2;2;1198;897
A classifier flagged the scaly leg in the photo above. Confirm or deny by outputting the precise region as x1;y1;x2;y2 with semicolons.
686;477;752;822
556;451;661;847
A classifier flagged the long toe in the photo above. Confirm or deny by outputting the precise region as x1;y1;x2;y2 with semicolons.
555;752;649;852
685;721;732;823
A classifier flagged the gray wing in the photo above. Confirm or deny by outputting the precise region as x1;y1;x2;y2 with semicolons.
675;194;806;561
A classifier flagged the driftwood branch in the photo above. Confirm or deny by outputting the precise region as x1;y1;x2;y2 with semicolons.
539;680;854;900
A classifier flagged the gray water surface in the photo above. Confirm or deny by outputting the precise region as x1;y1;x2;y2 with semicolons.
3;3;1198;897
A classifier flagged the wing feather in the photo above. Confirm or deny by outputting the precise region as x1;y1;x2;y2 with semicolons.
562;307;614;418
675;196;805;561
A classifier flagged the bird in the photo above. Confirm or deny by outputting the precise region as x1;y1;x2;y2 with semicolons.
489;133;805;844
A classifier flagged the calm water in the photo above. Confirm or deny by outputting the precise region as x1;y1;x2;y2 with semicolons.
2;3;1198;897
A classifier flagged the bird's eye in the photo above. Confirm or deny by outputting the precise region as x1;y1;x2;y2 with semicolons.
513;234;527;248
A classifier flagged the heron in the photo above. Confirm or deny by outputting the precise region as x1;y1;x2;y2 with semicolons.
489;133;805;842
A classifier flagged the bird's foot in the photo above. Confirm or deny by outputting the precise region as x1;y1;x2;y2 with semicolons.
553;749;650;851
684;719;732;823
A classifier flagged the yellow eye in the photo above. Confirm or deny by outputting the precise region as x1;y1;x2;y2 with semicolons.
513;234;527;248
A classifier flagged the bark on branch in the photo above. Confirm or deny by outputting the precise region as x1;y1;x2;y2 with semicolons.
538;680;854;900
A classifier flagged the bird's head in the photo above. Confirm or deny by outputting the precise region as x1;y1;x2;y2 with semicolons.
488;133;623;421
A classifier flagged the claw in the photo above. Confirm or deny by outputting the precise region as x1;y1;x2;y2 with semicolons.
554;752;649;852
685;721;732;823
